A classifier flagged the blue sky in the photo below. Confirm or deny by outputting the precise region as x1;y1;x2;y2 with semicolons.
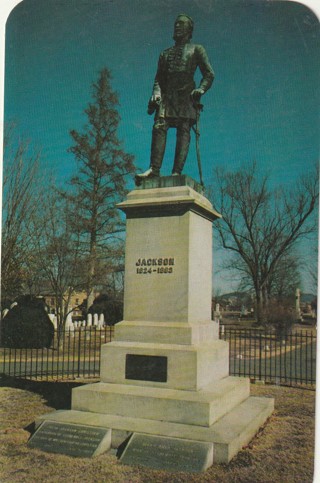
3;0;320;293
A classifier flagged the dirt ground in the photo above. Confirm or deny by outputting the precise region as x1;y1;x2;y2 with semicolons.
0;376;315;482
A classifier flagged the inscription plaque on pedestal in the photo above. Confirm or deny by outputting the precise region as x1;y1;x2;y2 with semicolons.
120;433;214;472
125;354;167;382
28;421;111;457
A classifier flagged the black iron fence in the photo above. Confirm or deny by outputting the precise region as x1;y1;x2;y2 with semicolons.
0;326;113;380
220;326;317;387
0;326;316;387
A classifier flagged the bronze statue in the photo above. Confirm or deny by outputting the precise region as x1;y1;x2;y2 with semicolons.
135;14;214;184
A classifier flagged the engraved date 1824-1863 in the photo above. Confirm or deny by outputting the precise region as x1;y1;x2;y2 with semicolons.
135;257;175;275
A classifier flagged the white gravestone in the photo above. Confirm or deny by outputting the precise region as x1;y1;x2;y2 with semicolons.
87;313;92;327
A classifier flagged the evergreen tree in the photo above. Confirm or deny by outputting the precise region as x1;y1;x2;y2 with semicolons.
64;69;135;308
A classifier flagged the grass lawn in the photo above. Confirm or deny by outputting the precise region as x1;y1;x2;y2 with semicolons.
0;375;315;482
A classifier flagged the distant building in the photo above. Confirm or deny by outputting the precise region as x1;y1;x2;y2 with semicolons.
43;290;99;321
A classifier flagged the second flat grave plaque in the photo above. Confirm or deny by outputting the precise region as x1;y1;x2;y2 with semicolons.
120;433;214;472
28;421;111;457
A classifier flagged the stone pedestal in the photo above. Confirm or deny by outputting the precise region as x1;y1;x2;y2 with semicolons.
35;176;274;470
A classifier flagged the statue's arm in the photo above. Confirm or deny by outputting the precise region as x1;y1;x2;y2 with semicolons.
196;45;214;94
147;54;164;114
152;53;165;100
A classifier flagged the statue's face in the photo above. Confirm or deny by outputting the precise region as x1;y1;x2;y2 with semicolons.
173;16;192;41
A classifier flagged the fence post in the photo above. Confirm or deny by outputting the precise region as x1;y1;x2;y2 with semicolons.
77;327;82;378
259;332;262;381
310;331;314;384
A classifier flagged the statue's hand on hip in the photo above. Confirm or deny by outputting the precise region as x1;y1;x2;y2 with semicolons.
191;89;204;103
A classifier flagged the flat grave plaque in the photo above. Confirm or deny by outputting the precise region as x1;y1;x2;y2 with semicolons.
120;433;214;472
125;354;167;382
28;421;111;457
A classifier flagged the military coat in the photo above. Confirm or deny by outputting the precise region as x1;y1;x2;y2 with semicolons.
152;42;214;123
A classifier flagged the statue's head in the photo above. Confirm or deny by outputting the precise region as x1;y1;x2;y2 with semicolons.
173;14;194;42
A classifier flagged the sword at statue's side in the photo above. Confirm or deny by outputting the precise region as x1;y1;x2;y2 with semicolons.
193;102;204;187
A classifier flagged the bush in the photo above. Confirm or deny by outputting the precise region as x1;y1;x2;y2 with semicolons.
263;304;297;339
88;293;123;326
0;296;54;348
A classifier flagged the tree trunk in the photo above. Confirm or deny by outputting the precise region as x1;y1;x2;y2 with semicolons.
255;287;264;324
87;290;95;312
87;230;97;310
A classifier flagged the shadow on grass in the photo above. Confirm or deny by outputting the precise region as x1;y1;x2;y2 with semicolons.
0;373;86;410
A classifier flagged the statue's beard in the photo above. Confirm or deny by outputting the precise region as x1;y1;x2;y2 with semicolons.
173;30;190;43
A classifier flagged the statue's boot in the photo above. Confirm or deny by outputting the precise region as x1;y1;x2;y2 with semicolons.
135;167;158;186
172;123;191;175
135;120;167;185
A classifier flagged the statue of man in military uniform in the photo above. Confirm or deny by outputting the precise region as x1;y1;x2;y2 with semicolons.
135;14;214;184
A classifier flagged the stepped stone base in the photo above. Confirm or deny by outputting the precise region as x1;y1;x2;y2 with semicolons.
100;338;229;390
71;377;250;427
113;320;220;345
35;395;274;464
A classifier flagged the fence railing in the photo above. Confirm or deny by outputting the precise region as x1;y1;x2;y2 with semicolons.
0;326;316;387
0;326;113;380
221;326;316;386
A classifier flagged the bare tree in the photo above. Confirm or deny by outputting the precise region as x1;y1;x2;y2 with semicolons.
62;69;135;308
211;161;318;322
27;191;86;335
1;125;41;302
266;253;301;302
306;241;318;295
